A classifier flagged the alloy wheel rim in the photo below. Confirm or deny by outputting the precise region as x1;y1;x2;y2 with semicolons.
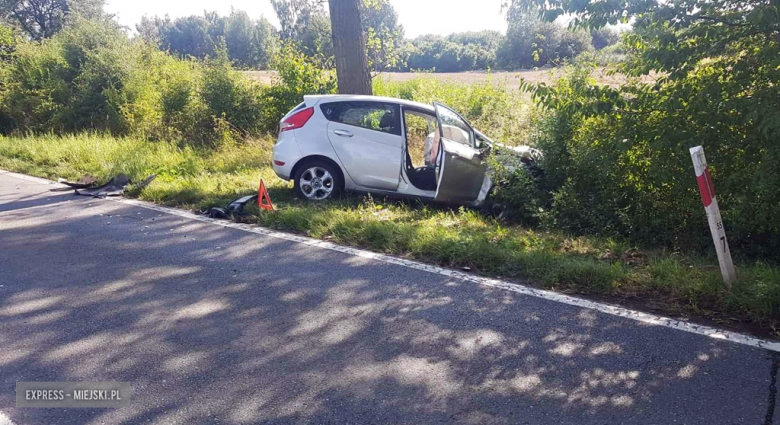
300;167;334;200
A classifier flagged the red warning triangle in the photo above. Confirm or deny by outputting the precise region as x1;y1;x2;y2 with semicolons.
258;179;274;211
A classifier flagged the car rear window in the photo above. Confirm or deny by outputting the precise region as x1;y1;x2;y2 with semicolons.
320;103;342;122
292;102;306;112
284;102;306;119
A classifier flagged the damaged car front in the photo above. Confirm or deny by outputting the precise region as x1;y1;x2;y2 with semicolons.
431;103;542;213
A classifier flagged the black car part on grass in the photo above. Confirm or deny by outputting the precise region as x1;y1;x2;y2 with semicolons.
62;174;157;198
206;194;259;219
75;174;130;197
58;175;98;189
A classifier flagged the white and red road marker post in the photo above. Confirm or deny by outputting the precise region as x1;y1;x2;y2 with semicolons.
690;146;736;287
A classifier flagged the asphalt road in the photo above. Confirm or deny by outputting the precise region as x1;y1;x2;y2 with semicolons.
0;171;777;425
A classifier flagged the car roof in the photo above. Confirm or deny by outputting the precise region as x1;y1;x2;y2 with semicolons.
304;95;436;113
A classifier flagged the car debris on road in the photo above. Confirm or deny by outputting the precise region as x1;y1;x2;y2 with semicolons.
205;194;259;219
57;173;156;198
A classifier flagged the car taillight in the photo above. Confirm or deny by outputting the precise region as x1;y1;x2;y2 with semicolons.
280;107;314;132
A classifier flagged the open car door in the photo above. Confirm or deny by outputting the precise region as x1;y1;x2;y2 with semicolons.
433;103;488;203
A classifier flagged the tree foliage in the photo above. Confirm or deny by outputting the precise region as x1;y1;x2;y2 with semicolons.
1;0;104;40
362;0;404;71
403;31;504;72
133;2;604;73
400;14;593;71
137;10;278;69
590;27;619;50
0;21;18;59
270;0;404;72
505;0;780;256
498;6;593;68
0;17;339;141
271;0;322;41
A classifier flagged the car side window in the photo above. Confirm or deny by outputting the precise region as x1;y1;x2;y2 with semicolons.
403;110;438;168
436;105;475;148
321;102;401;136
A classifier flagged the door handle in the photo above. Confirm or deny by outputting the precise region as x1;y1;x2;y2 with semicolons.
333;130;354;138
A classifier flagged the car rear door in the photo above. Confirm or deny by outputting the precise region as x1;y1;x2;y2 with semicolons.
433;103;488;203
322;101;403;191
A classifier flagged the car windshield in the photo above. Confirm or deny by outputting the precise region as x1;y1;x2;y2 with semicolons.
474;129;494;149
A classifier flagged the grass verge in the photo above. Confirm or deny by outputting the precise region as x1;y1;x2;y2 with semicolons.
2;133;779;335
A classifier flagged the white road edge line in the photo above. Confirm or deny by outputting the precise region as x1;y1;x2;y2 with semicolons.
0;411;17;425
4;169;780;353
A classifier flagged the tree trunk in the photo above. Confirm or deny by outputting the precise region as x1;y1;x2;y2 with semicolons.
328;0;373;95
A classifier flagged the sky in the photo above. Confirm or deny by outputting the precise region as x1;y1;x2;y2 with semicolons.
104;0;509;38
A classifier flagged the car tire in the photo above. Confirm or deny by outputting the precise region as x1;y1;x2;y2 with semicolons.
293;160;342;201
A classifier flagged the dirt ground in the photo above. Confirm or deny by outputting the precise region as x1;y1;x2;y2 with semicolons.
244;68;657;89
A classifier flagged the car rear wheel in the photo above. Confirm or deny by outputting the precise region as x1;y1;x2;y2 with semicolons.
294;161;341;201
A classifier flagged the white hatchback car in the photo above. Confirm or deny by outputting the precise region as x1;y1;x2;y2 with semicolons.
272;95;540;206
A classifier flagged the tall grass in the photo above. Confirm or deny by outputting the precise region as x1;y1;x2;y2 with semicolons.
2;133;779;332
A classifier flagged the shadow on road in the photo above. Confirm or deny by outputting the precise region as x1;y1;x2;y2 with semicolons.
0;188;78;213
0;192;774;424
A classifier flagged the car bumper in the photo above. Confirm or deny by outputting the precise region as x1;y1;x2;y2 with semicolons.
272;131;302;180
272;160;294;181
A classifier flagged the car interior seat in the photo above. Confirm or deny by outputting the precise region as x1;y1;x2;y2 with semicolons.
404;129;438;191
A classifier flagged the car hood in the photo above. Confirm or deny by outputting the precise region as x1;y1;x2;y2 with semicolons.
493;142;543;162
474;129;542;161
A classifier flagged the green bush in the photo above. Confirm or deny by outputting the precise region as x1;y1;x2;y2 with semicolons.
374;75;532;145
201;45;265;137
497;10;593;69
486;146;546;224
590;28;619;50
508;61;780;258
0;24;18;61
0;18;283;144
258;43;336;133
0;24;19;132
118;44;208;142
590;43;628;66
137;10;278;69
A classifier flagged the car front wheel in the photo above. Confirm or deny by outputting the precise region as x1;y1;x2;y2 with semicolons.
293;161;341;201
